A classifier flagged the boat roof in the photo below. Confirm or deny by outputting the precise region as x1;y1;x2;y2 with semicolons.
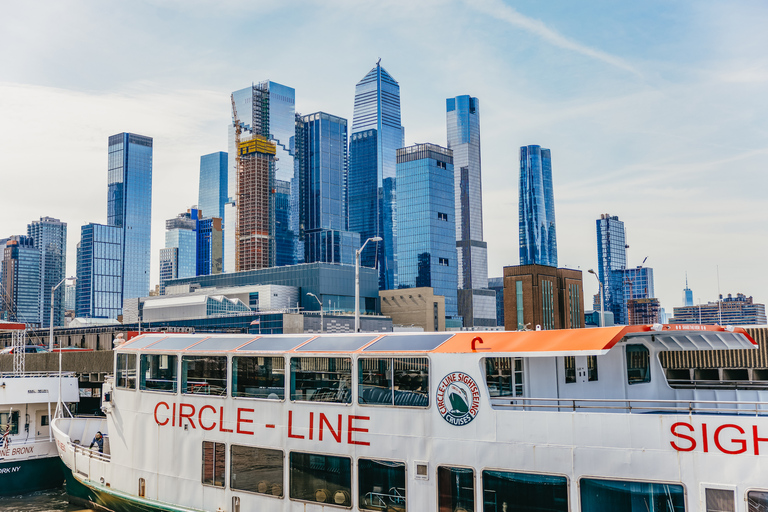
117;325;756;357
0;321;26;331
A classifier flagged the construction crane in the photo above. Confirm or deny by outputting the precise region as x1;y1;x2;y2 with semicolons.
231;94;242;270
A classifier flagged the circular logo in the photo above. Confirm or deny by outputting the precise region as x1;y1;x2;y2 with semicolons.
436;372;480;426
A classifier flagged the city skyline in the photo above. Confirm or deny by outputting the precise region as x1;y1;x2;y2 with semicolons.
1;1;766;313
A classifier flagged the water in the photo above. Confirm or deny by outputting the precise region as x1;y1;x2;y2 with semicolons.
0;487;87;512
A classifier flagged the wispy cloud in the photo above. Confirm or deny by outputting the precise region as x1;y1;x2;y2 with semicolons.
466;0;641;76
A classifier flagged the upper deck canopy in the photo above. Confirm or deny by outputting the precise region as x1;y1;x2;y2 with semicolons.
117;325;756;357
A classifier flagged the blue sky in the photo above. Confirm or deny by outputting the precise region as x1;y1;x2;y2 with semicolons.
1;0;766;315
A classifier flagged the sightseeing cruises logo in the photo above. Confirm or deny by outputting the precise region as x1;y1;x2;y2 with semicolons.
436;372;480;426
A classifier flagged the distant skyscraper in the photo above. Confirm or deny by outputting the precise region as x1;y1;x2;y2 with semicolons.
446;95;495;327
27;217;67;327
159;209;222;293
487;277;505;327
198;152;228;220
396;144;458;320
228;81;297;272
297;112;360;265
107;132;152;301
196;215;223;277
1;236;40;327
617;266;655;324
237;135;276;271
519;145;557;267
76;223;123;319
683;274;694;306
596;213;628;324
349;61;405;290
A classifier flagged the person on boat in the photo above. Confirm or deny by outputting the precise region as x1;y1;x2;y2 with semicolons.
89;431;104;453
112;333;125;348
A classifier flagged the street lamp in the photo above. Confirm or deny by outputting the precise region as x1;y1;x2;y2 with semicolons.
587;269;604;328
306;292;323;333
355;236;383;333
51;276;75;418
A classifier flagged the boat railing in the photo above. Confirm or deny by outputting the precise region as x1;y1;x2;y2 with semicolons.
492;397;768;416
0;371;77;378
666;378;768;390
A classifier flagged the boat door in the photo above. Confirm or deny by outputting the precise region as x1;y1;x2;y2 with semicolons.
36;410;50;438
574;356;588;383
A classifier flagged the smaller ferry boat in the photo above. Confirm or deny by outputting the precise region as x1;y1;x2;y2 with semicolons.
0;322;79;495
53;324;767;512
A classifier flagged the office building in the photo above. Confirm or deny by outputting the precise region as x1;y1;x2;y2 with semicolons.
396;144;458;320
627;297;661;325
159;211;197;294
229;81;298;272
27;216;67;327
683;274;694;306
349;61;405;290
107;132;152;300
296;112;360;265
198;152;228;220
196;216;223;277
75;223;123;320
596;213;628;324
488;277;505;328
1;236;41;327
670;294;767;325
237;136;276;271
380;287;446;332
446;95;496;327
519;145;557;267
503;264;584;331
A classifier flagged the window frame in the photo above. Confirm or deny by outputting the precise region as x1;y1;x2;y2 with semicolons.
115;353;137;390
288;450;353;508
139;353;178;393
436;464;476;512
182;355;229;397
480;467;569;512
358;457;408;511
232;354;286;401
358;356;430;408
626;344;651;385
746;488;768;512
290;356;353;404
578;476;687;512
201;440;226;489
483;356;525;398
229;444;285;499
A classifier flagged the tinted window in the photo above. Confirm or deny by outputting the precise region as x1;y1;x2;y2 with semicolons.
485;357;524;397
116;353;136;389
626;345;651;384
438;466;474;512
233;356;285;399
580;478;684;511
230;445;283;497
202;441;225;487
359;358;428;407
359;459;406;511
290;357;351;403
140;354;177;392
182;356;227;396
290;452;351;507
482;470;567;511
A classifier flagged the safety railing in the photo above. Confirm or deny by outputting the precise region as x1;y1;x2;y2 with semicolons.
666;379;768;390
491;396;768;416
0;371;76;378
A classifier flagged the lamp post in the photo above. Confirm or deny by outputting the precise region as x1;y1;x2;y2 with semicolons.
355;236;383;333
587;269;604;328
306;292;323;333
50;276;75;418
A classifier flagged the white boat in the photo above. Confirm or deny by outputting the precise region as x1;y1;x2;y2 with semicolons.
0;323;79;496
52;324;768;511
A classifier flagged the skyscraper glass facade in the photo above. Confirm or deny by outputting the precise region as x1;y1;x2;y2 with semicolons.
596;214;627;324
107;132;152;300
616;266;655;324
76;223;123;319
396;144;458;319
519;145;557;267
1;236;41;327
349;62;404;290
27;216;67;327
297;112;359;265
198;152;228;220
197;217;222;276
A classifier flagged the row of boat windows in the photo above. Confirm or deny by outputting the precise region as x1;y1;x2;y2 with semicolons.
115;354;527;405
198;441;765;511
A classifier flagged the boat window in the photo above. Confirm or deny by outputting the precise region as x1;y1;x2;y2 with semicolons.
438;466;475;512
116;353;137;389
358;358;429;407
289;451;351;507
230;445;284;497
587;355;599;382
290;357;351;403
626;345;651;385
564;356;576;383
182;356;228;396
485;357;524;397
233;356;285;400
747;490;768;511
140;354;177;392
0;411;19;435
706;488;734;512
580;478;685;511
358;459;406;511
482;470;567;511
202;441;226;488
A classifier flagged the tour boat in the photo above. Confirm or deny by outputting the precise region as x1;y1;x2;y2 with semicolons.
52;324;768;511
0;323;79;495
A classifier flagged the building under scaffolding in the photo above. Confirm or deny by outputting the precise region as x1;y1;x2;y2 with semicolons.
237;135;276;271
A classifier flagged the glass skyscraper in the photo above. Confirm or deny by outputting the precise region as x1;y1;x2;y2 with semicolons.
228;81;297;271
297;112;360;265
396;144;458;319
349;62;405;290
27;216;67;327
76;223;123;319
446;95;496;327
198;151;228;220
519;145;557;267
108;132;152;300
1;236;41;327
596;213;627;324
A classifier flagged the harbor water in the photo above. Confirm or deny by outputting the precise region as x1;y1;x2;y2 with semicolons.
0;487;90;512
